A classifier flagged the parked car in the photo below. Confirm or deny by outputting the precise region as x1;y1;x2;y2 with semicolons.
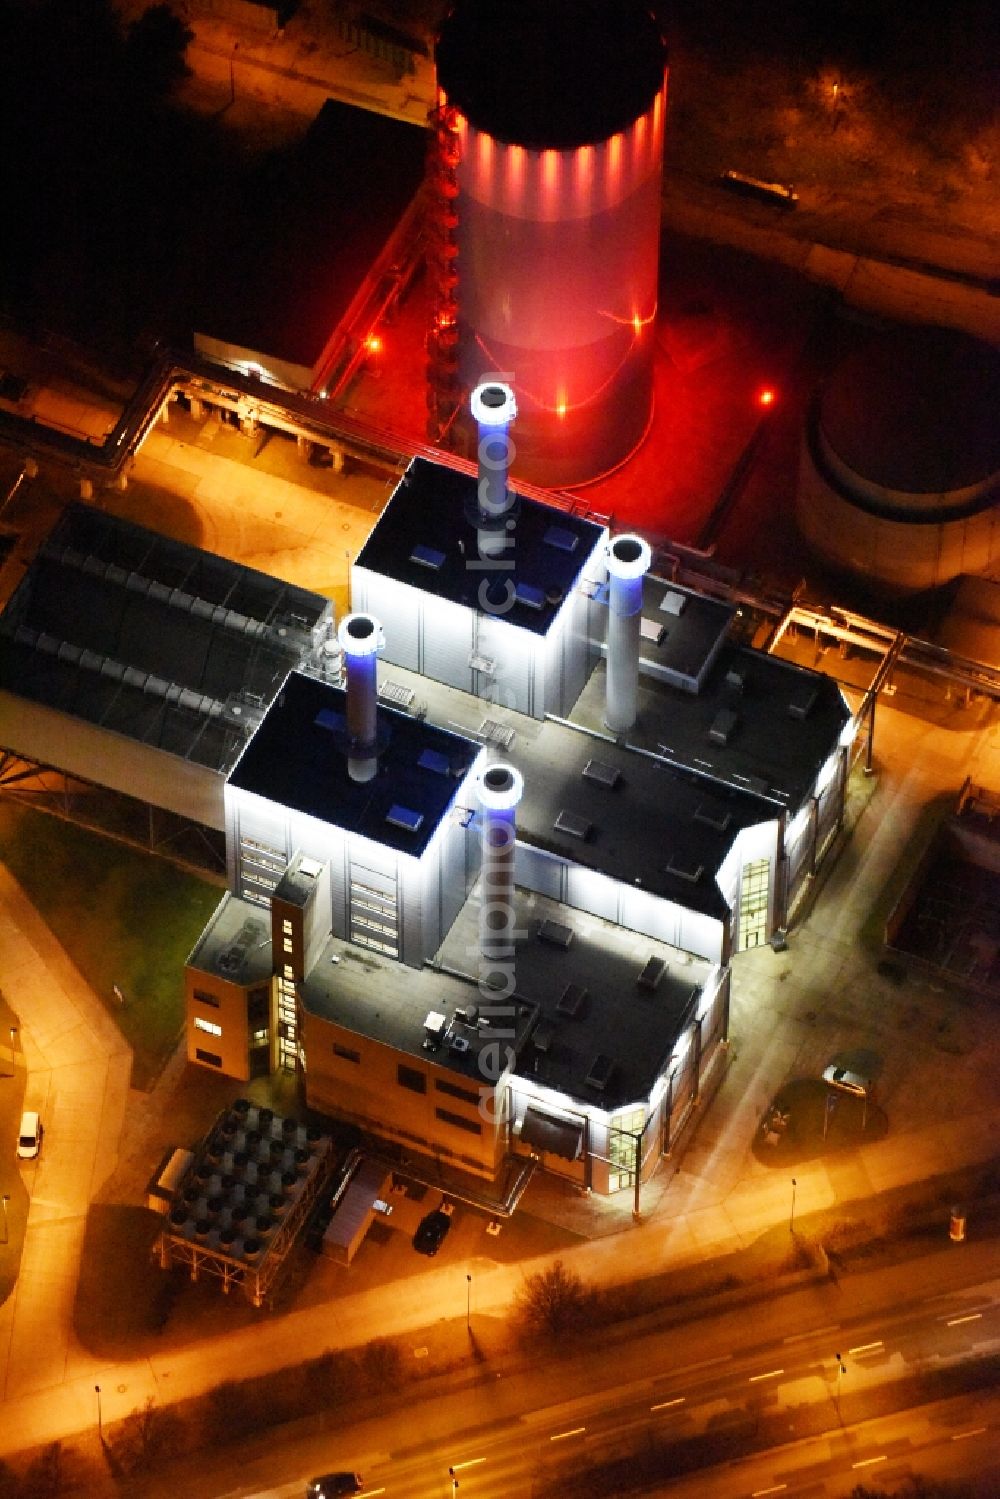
17;1110;42;1159
412;1207;452;1257
822;1064;869;1096
306;1473;363;1498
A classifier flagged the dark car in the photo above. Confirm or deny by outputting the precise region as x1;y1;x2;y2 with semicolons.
306;1474;363;1498
412;1208;452;1257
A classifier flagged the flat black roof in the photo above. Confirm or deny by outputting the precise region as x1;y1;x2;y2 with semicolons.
0;504;326;773
300;931;539;1082
228;671;482;856
436;0;667;150
195;100;427;368
574;644;851;813
357;458;605;636
439;889;713;1113
187;892;274;988
350;661;772;920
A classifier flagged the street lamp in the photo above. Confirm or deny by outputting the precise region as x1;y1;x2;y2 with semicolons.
1;1195;9;1245
790;1177;797;1233
835;1353;847;1408
466;1273;472;1331
95;1385;103;1443
449;1466;459;1493
4;1027;16;1078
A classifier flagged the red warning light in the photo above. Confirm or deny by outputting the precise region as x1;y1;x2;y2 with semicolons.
757;386;776;409
365;334;383;355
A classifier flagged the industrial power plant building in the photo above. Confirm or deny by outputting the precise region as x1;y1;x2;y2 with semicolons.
184;383;853;1203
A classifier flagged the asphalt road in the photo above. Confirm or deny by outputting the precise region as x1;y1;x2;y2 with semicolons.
133;1242;1000;1499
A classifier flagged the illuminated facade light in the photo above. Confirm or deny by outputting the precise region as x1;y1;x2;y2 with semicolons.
757;387;776;408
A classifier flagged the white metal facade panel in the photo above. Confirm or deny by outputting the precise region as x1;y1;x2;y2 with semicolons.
475;612;534;716
420;594;475;689
356;567;420;672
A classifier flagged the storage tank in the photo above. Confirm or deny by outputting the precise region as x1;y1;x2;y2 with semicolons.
432;0;668;486
797;325;1000;594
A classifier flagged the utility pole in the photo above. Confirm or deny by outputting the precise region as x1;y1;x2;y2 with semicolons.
466;1273;472;1331
790;1177;797;1233
95;1384;103;1443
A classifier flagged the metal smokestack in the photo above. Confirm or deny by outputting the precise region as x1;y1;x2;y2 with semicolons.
605;534;652;737
476;762;524;982
470;381;517;561
337;612;383;782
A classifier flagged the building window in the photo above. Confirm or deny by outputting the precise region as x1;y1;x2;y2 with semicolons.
250;1027;269;1047
193;989;220;1008
283;938;293;955
283;964;294;979
282;919;293;935
194;1017;222;1037
248;986;269;1025
334;1043;361;1064
435;1107;482;1136
195;1048;222;1068
397;1064;426;1094
436;1078;480;1107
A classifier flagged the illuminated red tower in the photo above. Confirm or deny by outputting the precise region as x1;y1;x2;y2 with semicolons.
433;0;668;486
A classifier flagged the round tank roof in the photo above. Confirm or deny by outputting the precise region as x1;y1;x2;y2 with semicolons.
436;0;667;150
819;325;1000;496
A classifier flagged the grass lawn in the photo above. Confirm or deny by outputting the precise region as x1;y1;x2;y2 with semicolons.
0;804;222;1089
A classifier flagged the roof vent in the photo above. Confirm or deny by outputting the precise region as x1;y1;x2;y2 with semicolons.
640;617;667;645
424;1010;447;1039
583;758;621;789
585;1053;615;1091
386;804;424;833
543;524;579;554
637;956;666;990
557;982;587;1017
478;718;515;750
298;857;324;878
725;666;747;691
787;687;819;721
666;856;704;884
514;581;545;610
709;709;739;745
553;809;592;840
532;1021;555;1053
449;1034;470;1054
539;918;574;950
418;747;451;776
660;589;687;616
410;543;446;571
694;804;732;832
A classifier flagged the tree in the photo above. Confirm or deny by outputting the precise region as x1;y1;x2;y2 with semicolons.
514;1260;593;1339
124;4;194;96
106;1396;183;1477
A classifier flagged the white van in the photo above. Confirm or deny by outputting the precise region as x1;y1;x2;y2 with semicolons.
17;1110;42;1159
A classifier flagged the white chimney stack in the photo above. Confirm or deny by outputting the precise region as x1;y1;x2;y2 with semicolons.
470;380;517;560
337;612;383;782
605;534;652;737
476;762;524;982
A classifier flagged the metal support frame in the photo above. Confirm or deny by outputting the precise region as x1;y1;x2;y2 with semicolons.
157;1138;334;1308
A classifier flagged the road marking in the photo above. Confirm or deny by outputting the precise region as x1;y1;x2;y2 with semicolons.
852;1456;887;1470
751;1486;788;1497
668;1354;733;1378
951;1427;987;1442
550;1426;586;1442
946;1313;983;1327
784;1324;839;1344
452;1458;487;1470
848;1341;883;1354
358;1490;386;1497
650;1397;686;1411
749;1368;784;1383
